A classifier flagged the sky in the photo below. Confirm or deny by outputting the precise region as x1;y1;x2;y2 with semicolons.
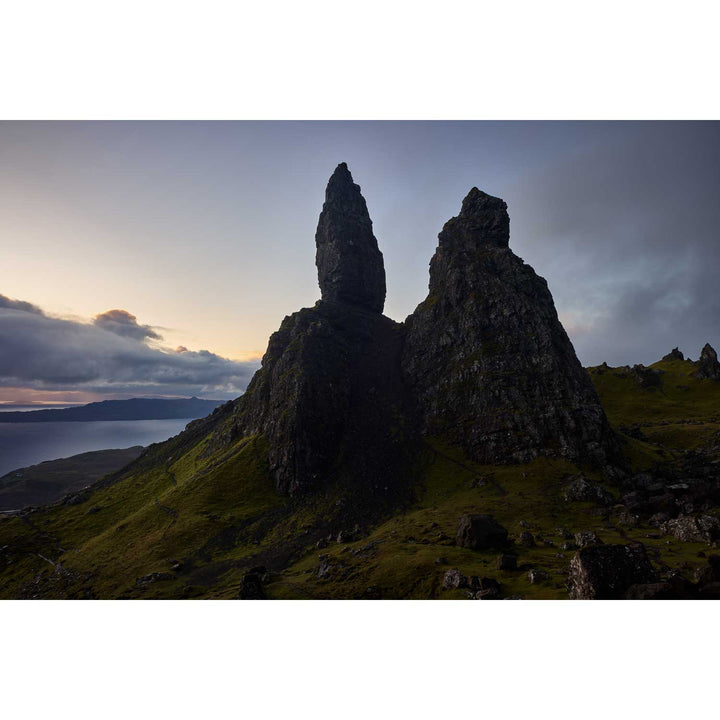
1;121;718;403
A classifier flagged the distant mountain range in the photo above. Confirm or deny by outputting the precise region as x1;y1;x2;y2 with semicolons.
0;397;224;423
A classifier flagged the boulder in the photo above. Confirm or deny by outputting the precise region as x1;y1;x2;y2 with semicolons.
470;577;501;599
518;531;536;548
455;514;508;550
443;568;469;589
238;572;265;599
574;531;603;548
563;475;614;505
567;543;658;599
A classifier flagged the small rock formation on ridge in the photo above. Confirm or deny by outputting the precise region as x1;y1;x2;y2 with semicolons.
694;343;720;381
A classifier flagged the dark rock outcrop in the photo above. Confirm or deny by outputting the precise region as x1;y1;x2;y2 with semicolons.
563;475;614;505
629;364;662;389
315;162;386;313
238;570;265;599
208;166;413;497
567;543;657;599
662;347;684;362
402;187;619;468
661;514;720;544
207;168;620;500
518;531;536;548
455;514;508;550
694;343;720;380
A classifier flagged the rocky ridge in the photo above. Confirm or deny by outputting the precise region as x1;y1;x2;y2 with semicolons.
209;165;619;498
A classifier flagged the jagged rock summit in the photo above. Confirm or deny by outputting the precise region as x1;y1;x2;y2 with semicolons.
402;186;617;467
209;165;410;499
695;343;720;380
211;167;619;498
315;162;386;313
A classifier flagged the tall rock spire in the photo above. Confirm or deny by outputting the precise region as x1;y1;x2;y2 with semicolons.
403;187;619;470
315;163;386;313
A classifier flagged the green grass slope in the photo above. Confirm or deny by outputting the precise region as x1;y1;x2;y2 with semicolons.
1;357;718;600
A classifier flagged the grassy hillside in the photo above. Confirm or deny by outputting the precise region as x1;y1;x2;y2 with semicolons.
0;447;144;511
588;358;720;454
1;357;718;600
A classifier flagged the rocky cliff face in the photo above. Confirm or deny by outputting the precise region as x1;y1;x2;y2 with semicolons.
209;164;414;496
402;188;617;468
212;167;619;497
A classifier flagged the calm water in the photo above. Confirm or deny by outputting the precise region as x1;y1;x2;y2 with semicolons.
0;419;192;477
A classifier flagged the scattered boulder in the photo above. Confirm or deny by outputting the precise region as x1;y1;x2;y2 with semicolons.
316;538;328;550
443;568;469;590
563;475;614;505
574;531;603;548
518;531;536;548
661;515;720;544
613;506;640;528
567;543;658;599
694;343;720;381
527;568;548;584
455;514;508;550
649;512;672;528
317;555;346;580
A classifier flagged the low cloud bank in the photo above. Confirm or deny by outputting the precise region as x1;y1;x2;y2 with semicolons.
0;294;259;399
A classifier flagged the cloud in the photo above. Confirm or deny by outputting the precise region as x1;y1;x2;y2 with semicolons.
505;123;720;366
0;297;259;399
0;293;44;315
93;308;162;341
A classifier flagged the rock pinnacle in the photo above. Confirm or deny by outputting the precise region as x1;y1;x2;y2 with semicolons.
315;163;386;313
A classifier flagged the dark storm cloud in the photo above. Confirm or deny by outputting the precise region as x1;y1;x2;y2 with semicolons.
93;308;162;341
0;300;259;397
505;122;720;366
